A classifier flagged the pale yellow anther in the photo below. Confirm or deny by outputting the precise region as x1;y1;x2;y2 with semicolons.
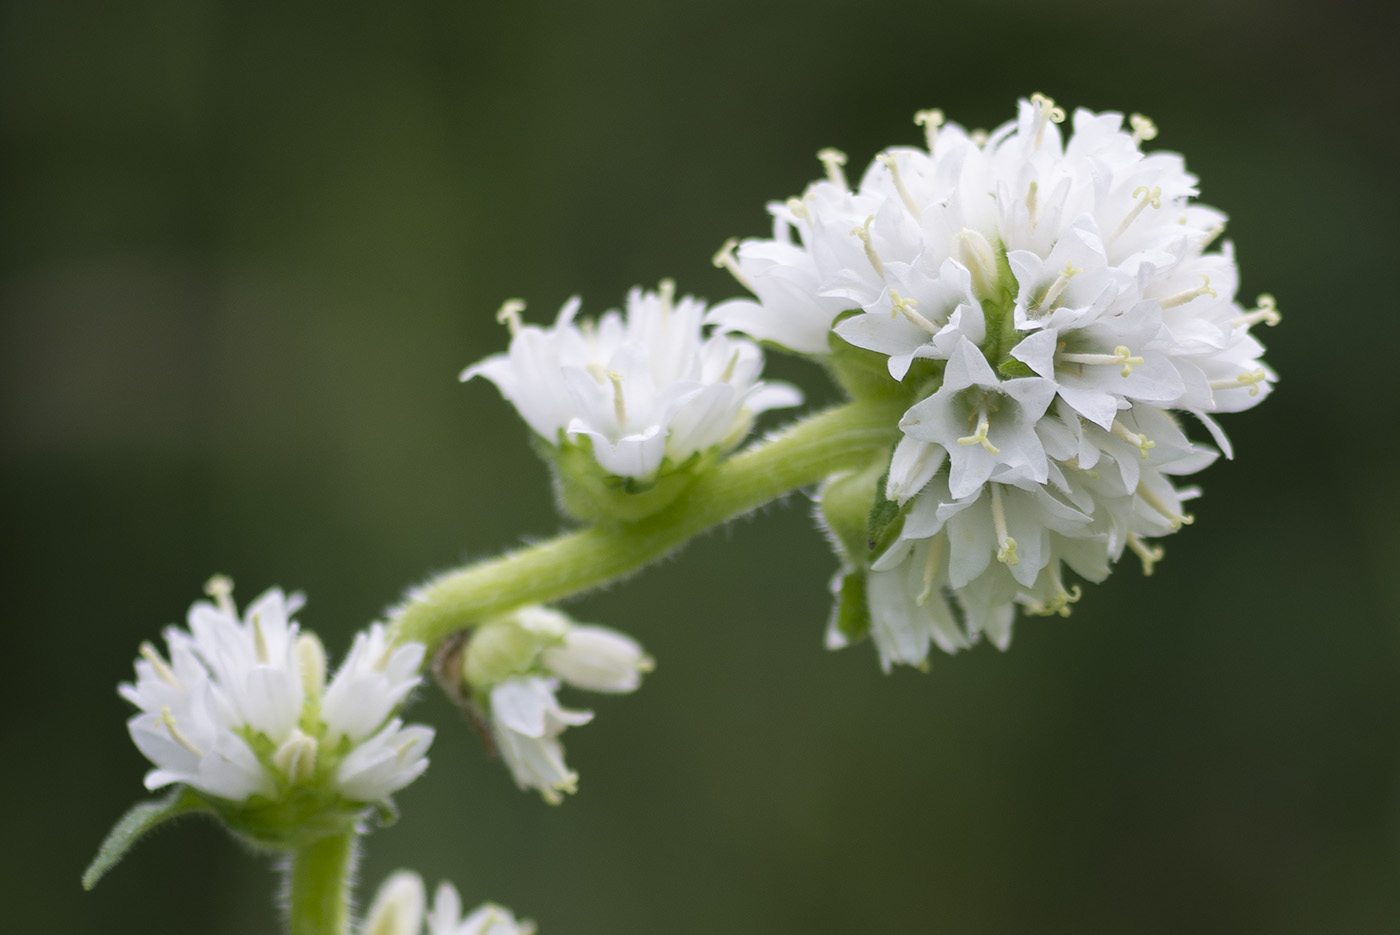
1128;534;1166;576
957;418;999;455
1029;92;1066;149
1129;113;1158;144
658;278;675;319
1234;294;1281;328
712;238;757;293
1211;368;1269;397
916;536;945;607
970;129;989;147
889;289;939;334
1029;569;1082;616
1160;274;1218;309
155;706;204;758
296;633;326;705
817;148;849;188
1025;180;1039;228
719;348;741;383
1201;222;1226;248
252;613;270;665
1113;185;1163;240
1113;346;1145;377
607;370;627;427
914;108;945;152
877;152;923;220
139;642;182;689
584;361;608;384
996;538;1019;566
785;197;810;220
1111;419;1155;459
850;215;885;277
1137;484;1194;530
204;574;236;616
955;228;999;298
495;299;526;336
1032;262;1080;312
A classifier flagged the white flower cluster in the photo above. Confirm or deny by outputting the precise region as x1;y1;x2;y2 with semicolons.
362;871;535;935
464;281;801;481
460;606;652;804
712;95;1278;668
122;577;433;803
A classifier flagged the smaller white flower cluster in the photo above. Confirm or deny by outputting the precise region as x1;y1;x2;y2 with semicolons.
122;576;433;804
459;606;652;805
463;281;801;483
362;871;535;935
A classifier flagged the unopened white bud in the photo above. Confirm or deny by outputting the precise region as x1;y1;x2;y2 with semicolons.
541;625;654;694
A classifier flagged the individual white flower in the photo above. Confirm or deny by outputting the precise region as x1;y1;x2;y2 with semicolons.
121;577;434;805
489;676;593;805
539;625;654;693
361;873;536;935
463;281;801;482
714;96;1278;667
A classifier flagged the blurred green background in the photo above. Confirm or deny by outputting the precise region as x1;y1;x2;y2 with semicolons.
4;0;1398;932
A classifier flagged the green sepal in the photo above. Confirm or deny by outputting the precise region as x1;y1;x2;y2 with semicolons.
824;313;907;403
83;785;211;889
818;458;888;565
866;471;910;559
830;568;872;644
997;358;1036;379
214;787;366;851
545;436;717;525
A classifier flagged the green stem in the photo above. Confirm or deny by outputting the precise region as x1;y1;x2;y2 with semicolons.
391;399;902;650
285;831;357;935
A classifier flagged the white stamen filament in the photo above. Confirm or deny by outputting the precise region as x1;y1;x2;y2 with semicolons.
914;108;944;153
139;642;183;689
495;299;526;336
889;290;938;334
1112;185;1162;240
712;238;757;293
956;228;999;298
252;613;270;665
1060;345;1144;378
1210;369;1268;396
877;153;923;220
1025;181;1039;228
1159;274;1217;309
1137;483;1194;530
1111;419;1155;459
156;707;203;758
1031;262;1080;312
1029;92;1065;150
607;370;627;427
817;148;849;189
719;349;740;383
1128;533;1165;576
850;216;885;277
1129;113;1158;144
1234;294;1281;328
916;536;945;606
658;278;675;321
990;484;1018;566
204;574;236;616
1201;222;1226;248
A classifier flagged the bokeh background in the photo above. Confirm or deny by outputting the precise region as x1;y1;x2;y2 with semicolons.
4;0;1398;932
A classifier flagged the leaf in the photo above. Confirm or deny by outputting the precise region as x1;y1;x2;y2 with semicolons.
83;786;211;890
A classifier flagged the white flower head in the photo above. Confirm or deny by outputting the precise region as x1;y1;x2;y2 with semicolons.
121;577;433;808
463;282;801;483
715;96;1278;668
362;872;536;935
489;676;593;805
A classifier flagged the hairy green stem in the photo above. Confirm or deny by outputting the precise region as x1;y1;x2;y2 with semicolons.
390;399;902;650
285;831;357;935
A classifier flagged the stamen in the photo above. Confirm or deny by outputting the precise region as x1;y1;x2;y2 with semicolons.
1025;181;1039;228
1201;222;1226;248
850;216;885;277
817;148;849;188
1112;185;1162;240
1129;113;1158;144
607;370;627;427
252;613;270;665
296;634;326;703
914;108;944;153
273;730;318;784
916;536;945;606
155;706;203;758
712;238;757;293
1234;294;1281;328
1029;92;1066;150
657;278;675;320
889;289;939;334
1028;565;1082;617
204;574;236;616
969;129;989;147
1128;533;1165;576
1031;262;1080;312
1111;419;1155;459
957;404;1000;455
877;153;923;220
785;197;810;220
1058;457;1100;481
1137;483;1194;530
955;228;999;298
1159;274;1217;309
139;642;183;689
1210;368;1269;397
719;349;741;383
495;299;526;336
990;485;1018;567
1060;345;1145;378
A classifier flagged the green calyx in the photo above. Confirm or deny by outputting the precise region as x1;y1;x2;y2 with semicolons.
546;436;721;524
460;606;571;690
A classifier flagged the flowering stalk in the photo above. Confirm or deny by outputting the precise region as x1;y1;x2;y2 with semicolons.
285;830;357;935
390;398;902;651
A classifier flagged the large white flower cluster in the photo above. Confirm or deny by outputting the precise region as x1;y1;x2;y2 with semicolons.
122;577;433;803
362;871;536;935
712;95;1278;669
464;281;800;482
